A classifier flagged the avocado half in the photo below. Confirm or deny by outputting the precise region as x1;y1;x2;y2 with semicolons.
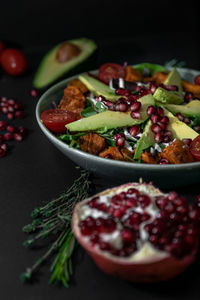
33;38;97;89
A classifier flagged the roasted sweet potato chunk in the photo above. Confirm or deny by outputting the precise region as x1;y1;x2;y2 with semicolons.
59;86;86;115
125;66;143;82
79;133;106;155
99;146;133;161
68;78;88;94
160;139;194;164
141;151;157;164
182;80;200;98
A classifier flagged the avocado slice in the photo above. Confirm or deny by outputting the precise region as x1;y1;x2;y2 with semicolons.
165;100;200;118
133;63;166;75
153;87;184;105
134;120;154;159
78;74;119;102
164;109;198;140
164;68;183;97
66;94;155;132
33;38;97;89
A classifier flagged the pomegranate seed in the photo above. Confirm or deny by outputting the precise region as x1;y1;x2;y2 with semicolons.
1;102;8;107
147;105;156;116
135;86;142;92
116;136;125;147
151;123;161;134
8;106;14;112
15;111;24;119
96;95;106;102
163;135;172;143
182;138;192;146
0;134;4;143
127;188;139;196
184;92;193;102
122;229;135;244
0;120;7;131
88;197;99;208
99;241;110;251
140;88;150;96
144;223;153;233
0;97;8;102
193;125;200;133
130;212;141;224
30;89;38;97
0;148;6;158
7;99;16;106
0;143;8;151
138;195;151;208
176;112;184;121
159;158;169;164
131;111;141;119
149;235;159;245
151;114;160;124
130;101;141;112
163;130;173;138
154;132;163;143
115;102;128;112
157;122;166;131
7;113;14;120
156;107;164;117
1;107;8;114
90;233;99;244
188;209;199;222
104;154;112;159
18;126;26;136
141;213;151;222
114;133;124;141
149;82;157;94
183;117;191;125
129;125;140;137
195;195;200;207
160;116;169;124
125;198;138;208
116;88;130;96
167;85;178;91
14;133;23;142
4;132;13;141
128;94;140;102
14;103;22;110
7;125;15;133
176;206;187;215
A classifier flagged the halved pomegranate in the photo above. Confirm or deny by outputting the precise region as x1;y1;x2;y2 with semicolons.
72;183;199;283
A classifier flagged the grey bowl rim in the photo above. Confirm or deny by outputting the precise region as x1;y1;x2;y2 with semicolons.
35;67;200;171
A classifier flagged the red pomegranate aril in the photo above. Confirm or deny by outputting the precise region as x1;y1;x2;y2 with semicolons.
127;188;139;196
8;106;14;113
188;209;199;222
129;125;140;137
163;135;171;143
195;194;200;207
157;122;166;131
130;101;141;112
113;209;123;219
14;103;21;110
0;97;8;102
7;112;14;120
156;107;164;117
115;88;127;96
0;148;6;158
15;110;24;119
141;213;151;222
122;229;135;244
184;92;193;102
18;126;26;136
7;99;16;106
176;112;184;121
90;233;99;244
4;132;13;141
114;133;124;141
115;102;128;112
7;125;15;133
135;85;142;92
163;130;173;138
160;116;169;124
144;223;153;233
151;114;160;124
0;143;8;152
1;102;8;107
151;123;161;134
130;212;141;224
154;132;163;143
168;191;178;202
159;158;169;165
131;111;141;119
99;241;111;251
185;235;196;245
140;89;150;96
104;154;112;159
96;95;106;102
97;203;107;212
182;138;192;146
0;120;7;131
116;136;125;147
1;107;8;114
138;195;151;208
0;134;4;143
193;125;200;133
125;198;138;208
149;235;159;245
30;89;38;97
14;133;23;142
147;105;156;116
167;85;178;91
183;117;191;125
149;82;157;94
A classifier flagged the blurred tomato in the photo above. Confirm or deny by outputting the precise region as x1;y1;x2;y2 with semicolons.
1;48;27;75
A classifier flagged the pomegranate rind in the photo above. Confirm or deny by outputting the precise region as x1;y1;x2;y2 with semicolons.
72;182;197;282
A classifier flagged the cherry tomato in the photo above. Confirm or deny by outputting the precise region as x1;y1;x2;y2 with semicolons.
0;41;5;57
41;109;77;133
194;75;200;86
1;48;27;76
190;135;200;161
98;63;126;84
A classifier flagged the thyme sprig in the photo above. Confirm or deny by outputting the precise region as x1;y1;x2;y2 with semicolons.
21;169;92;286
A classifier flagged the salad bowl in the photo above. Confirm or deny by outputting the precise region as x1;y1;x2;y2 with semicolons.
36;67;200;188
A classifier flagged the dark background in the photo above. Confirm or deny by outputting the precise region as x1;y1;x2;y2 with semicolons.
1;1;200;299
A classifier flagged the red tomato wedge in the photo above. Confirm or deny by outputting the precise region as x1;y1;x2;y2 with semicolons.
1;48;27;76
98;63;126;84
194;75;200;86
190;135;200;161
41;109;77;133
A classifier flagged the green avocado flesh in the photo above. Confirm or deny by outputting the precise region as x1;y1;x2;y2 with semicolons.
134;120;154;159
164;109;198;140
164;68;183;97
66;94;155;132
78;74;119;102
153;87;184;104
33;38;97;89
165;100;200;118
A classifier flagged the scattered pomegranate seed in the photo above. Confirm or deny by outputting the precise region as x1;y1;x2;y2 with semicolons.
151;114;160;124
156;107;164;117
0;120;7;130
184;92;193;102
96;95;106;102
159;158;169;165
129;125;140;137
151;123;161;134
6;112;14;120
131;111;141;119
130;101;141;112
0;143;8;151
154;132;163;143
104;154;112;159
183;117;191;125
4;132;13;141
7;99;16;106
149;82;157;94
147;105;156;116
176;112;184;121
116;136;125;147
193;125;200;133
1;107;8;114
15;110;24;119
160;116;169;124
30;89;38;97
14;133;23;142
115;102;128;112
7;125;15;133
182;138;192;146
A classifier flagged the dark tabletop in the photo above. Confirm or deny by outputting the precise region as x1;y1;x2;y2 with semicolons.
1;33;200;300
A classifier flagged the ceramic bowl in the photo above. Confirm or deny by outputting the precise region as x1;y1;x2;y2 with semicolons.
36;68;200;188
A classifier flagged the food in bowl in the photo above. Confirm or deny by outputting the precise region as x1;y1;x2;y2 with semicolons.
72;181;200;282
40;63;200;164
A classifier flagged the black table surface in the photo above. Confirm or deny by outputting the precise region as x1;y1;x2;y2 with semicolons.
1;34;200;300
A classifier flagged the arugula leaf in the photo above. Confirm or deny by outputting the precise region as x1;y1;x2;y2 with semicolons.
59;132;86;149
81;98;107;118
133;63;166;76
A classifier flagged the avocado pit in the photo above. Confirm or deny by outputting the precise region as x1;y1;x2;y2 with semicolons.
56;42;81;63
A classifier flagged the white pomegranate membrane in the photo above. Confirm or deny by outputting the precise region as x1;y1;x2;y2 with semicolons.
78;184;200;260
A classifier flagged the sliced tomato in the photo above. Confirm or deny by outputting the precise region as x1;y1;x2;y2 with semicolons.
194;75;200;86
98;63;126;84
190;135;200;161
41;109;77;133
